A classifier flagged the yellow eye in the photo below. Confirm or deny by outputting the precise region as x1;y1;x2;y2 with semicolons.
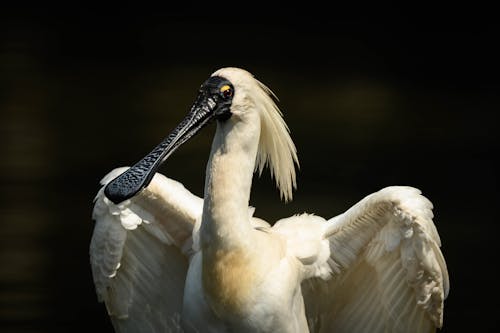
220;85;233;99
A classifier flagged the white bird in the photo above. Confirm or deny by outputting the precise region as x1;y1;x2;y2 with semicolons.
90;67;449;333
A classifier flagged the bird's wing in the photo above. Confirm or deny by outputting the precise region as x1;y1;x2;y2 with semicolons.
90;167;203;333
278;186;449;333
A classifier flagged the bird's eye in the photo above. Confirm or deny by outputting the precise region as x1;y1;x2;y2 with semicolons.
220;85;233;99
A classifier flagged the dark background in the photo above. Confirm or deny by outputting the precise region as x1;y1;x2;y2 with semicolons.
1;4;498;332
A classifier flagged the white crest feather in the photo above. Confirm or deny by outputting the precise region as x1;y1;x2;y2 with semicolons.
213;67;299;201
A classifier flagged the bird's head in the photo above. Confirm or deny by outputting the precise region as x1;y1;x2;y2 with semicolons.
104;67;298;204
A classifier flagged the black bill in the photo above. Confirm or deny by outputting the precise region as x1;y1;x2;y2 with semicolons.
104;75;233;204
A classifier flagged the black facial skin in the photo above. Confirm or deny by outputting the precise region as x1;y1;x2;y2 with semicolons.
201;76;234;121
104;76;234;204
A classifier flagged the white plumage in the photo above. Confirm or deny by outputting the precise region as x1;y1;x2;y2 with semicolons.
90;67;449;332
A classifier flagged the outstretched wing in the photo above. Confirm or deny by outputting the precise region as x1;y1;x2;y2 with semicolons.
90;167;203;333
301;186;449;333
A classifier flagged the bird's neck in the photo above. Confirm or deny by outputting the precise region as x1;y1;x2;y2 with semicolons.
201;118;260;250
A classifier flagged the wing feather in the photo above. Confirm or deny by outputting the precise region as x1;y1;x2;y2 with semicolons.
90;167;203;332
301;186;448;333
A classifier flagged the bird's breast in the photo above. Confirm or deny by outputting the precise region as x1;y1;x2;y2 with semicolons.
202;247;260;317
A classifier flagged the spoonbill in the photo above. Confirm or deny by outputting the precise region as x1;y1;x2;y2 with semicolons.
90;67;449;332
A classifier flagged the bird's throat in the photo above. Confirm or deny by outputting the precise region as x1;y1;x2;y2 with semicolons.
200;120;259;249
201;148;255;247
